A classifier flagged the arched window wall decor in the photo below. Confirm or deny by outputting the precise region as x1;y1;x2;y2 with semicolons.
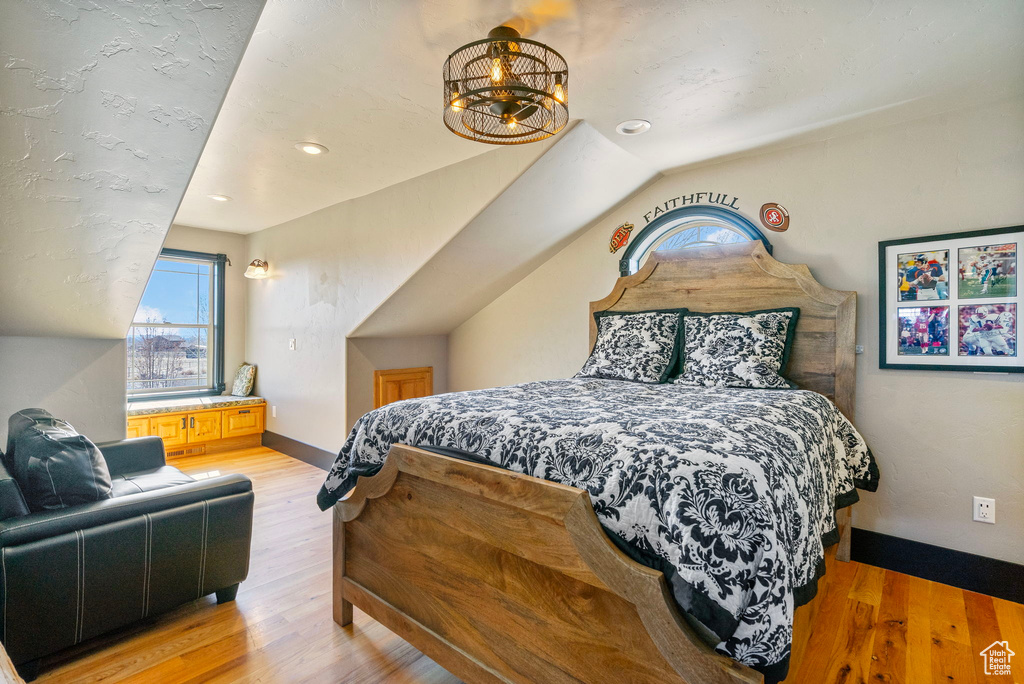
618;206;772;276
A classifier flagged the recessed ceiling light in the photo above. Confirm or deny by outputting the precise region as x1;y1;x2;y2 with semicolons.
207;194;232;202
615;119;651;136
295;142;329;155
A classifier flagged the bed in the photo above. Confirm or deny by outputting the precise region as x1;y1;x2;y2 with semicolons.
321;242;875;684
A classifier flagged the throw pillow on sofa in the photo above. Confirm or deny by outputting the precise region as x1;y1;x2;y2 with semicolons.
6;408;113;512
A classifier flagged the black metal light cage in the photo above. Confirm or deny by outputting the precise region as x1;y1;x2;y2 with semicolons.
443;27;568;145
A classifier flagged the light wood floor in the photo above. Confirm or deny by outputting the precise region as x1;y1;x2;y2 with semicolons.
35;447;1023;684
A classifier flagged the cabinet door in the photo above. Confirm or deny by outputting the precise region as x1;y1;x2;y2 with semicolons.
126;417;149;440
222;406;264;438
150;414;188;447
373;367;433;409
188;411;222;443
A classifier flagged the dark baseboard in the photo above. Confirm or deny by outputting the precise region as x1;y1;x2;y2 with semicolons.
851;527;1023;604
262;431;334;471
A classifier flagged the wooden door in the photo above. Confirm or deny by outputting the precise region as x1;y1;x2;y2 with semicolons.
188;411;222;443
222;405;264;438
150;414;188;447
126;417;149;440
373;367;433;409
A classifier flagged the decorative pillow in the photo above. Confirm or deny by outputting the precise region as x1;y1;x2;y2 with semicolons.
674;308;800;389
576;309;686;383
231;363;256;397
6;409;112;512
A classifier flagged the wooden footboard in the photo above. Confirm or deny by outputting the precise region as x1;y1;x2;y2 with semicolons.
333;445;850;684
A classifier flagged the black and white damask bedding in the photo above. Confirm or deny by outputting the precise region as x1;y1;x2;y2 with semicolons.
576;309;684;383
317;378;877;682
676;308;799;389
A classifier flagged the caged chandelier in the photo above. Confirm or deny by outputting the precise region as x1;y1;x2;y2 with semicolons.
443;25;568;145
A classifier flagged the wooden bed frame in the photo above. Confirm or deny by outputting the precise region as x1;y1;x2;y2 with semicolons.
333;242;857;684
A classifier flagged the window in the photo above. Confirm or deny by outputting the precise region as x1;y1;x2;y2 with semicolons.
127;249;226;398
618;206;771;276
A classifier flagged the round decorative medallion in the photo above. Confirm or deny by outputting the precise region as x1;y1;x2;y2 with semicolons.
760;203;790;232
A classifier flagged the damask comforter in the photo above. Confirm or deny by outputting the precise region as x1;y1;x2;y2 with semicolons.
317;378;877;681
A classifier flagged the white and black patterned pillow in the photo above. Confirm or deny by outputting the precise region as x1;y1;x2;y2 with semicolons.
576;309;685;383
674;308;799;389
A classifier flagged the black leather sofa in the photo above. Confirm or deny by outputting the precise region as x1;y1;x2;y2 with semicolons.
0;434;254;680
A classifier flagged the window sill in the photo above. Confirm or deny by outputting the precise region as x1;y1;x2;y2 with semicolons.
127;386;226;403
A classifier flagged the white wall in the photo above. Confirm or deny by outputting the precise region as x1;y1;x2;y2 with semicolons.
0;337;127;446
163;225;249;386
449;99;1024;564
0;0;264;339
245;143;551;452
346;337;449;431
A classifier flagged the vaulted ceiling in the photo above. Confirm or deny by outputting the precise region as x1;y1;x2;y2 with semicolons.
176;0;1024;233
0;0;265;338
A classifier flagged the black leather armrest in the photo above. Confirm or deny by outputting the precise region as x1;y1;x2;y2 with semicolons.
0;460;29;521
96;436;166;477
0;474;252;548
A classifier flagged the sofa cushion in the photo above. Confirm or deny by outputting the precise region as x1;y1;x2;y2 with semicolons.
111;466;195;497
7;409;113;512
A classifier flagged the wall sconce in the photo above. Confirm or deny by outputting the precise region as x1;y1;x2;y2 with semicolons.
244;259;269;279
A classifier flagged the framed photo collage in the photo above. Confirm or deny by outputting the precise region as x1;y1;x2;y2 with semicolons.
879;225;1022;372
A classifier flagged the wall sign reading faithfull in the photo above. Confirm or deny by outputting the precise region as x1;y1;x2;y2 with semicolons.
642;193;740;224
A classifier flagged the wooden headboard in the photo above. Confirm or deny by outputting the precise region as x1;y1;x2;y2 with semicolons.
590;242;857;419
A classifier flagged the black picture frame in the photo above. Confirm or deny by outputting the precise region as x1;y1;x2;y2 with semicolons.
879;224;1022;372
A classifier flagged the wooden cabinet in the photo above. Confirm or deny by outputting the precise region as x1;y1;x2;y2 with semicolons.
373;367;433;409
188;411;222;443
126;417;149;440
222;406;263;438
126;402;265;456
149;414;189;447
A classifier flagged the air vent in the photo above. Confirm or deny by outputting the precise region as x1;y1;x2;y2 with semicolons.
166;445;206;458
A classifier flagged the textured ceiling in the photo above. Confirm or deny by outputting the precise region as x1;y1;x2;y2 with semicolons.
0;0;265;338
176;0;1024;234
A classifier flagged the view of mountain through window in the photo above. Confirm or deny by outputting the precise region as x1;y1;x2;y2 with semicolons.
127;255;218;395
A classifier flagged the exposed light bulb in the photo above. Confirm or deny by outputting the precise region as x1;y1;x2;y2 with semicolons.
553;83;565;104
506;118;517;130
491;58;503;82
450;92;464;111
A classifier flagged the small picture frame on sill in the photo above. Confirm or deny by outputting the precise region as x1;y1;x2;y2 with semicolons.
879;224;1022;372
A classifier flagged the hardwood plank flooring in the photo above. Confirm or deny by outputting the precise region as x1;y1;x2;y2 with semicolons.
33;447;1022;684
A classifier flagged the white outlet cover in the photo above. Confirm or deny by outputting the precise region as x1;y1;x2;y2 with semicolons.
288;338;296;350
973;496;995;524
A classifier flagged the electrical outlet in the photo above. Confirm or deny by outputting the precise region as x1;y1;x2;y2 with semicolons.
271;405;277;418
288;338;296;351
973;496;995;524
